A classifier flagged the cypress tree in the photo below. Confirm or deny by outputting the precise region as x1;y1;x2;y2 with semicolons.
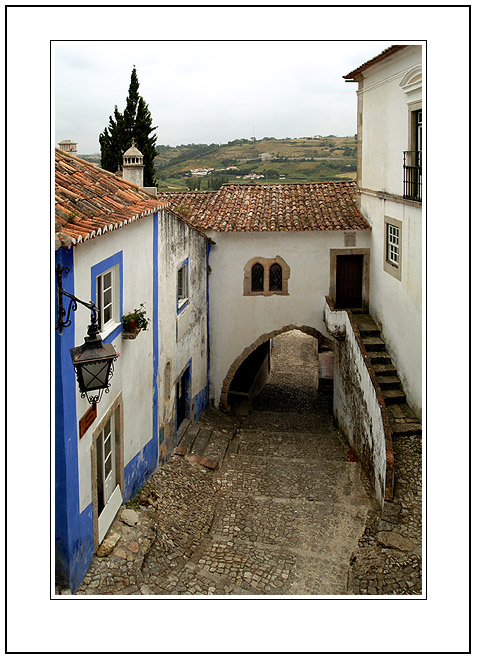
99;66;158;186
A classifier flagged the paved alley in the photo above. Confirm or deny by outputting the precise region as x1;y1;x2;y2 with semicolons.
76;331;421;596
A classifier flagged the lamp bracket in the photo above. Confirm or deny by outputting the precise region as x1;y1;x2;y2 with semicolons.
56;265;99;334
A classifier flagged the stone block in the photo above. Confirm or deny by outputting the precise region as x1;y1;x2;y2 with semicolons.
96;530;121;557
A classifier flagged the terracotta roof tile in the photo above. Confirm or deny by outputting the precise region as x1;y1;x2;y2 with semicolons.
55;149;167;248
156;182;369;232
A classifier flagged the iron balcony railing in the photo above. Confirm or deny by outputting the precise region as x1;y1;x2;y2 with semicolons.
403;150;422;202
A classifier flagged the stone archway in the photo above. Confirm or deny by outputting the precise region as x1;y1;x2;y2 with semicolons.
219;324;330;411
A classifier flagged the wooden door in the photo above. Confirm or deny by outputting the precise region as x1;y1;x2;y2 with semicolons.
336;254;363;308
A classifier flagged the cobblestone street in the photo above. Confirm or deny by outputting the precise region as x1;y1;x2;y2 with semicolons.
76;331;421;597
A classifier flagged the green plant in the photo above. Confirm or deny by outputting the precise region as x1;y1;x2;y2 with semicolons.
122;303;150;332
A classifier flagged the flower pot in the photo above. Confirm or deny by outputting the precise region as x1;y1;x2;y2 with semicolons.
122;327;140;340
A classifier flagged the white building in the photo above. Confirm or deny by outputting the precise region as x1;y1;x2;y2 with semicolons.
157;182;371;409
344;45;422;418
55;148;209;591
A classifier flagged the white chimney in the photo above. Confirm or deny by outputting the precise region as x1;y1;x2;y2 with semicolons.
58;139;78;156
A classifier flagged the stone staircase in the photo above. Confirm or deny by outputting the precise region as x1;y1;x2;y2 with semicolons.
353;313;422;437
173;406;237;469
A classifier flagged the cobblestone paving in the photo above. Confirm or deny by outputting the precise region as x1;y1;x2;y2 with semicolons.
76;331;422;597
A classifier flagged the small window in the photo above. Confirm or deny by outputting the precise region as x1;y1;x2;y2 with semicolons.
177;262;189;309
386;224;400;266
97;268;117;331
269;263;282;291
251;263;264;291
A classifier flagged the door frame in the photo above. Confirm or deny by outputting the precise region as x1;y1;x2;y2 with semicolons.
329;248;370;311
91;392;124;550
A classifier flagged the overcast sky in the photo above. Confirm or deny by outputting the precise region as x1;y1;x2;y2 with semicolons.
54;40;396;153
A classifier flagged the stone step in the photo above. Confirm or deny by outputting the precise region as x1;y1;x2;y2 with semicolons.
177;422;200;453
354;314;381;336
383;389;407;404
219;453;370;505
391;421;422;437
235;430;348;462
367;352;392;364
372;362;397;376
362;336;386;351
201;430;230;466
190;428;213;456
376;375;402;390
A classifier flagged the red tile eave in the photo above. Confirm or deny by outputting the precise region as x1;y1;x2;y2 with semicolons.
55;148;171;247
156;182;370;233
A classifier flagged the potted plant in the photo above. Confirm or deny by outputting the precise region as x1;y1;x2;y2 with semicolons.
122;303;150;339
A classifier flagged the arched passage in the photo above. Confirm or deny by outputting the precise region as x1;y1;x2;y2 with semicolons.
219;324;331;411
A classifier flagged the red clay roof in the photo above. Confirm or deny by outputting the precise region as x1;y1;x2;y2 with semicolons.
55;149;167;248
343;45;407;80
156;182;369;232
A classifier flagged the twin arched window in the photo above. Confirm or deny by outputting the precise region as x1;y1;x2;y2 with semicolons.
245;257;289;296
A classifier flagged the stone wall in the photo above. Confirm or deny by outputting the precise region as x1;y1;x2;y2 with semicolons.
325;300;393;506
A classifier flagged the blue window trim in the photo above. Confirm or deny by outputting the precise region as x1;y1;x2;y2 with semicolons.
177;257;190;314
91;251;123;342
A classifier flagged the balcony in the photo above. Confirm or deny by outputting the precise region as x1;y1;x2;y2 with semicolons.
403;150;422;202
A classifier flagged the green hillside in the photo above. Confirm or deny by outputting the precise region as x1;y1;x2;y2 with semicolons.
154;136;357;191
78;136;357;192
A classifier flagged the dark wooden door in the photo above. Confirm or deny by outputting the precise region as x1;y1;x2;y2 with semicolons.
336;255;363;308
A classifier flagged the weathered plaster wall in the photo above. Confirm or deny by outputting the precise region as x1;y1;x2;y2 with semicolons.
206;230;371;407
325;303;389;506
156;211;209;457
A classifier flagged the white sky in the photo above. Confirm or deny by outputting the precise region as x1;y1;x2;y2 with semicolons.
54;40;397;152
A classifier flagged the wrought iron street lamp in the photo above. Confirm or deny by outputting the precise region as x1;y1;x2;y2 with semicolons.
57;265;118;404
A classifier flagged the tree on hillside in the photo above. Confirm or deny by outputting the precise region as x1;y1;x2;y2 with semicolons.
99;66;157;186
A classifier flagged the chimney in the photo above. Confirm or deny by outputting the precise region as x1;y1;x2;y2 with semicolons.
122;138;144;188
58;139;78;156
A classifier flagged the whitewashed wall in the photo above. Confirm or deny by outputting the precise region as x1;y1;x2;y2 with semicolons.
206;229;371;406
72;217;154;512
359;45;422;196
357;45;422;417
362;194;422;416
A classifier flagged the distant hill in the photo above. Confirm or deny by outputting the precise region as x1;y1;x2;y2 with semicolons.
155;136;357;191
79;136;357;191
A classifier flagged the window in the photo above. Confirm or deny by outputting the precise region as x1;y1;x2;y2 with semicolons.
386;224;400;266
177;260;189;311
244;256;290;296
403;106;422;201
92;252;123;340
251;263;264;291
269;263;282;291
383;218;402;281
97;269;115;329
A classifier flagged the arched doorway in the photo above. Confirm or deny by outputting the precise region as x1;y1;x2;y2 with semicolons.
220;324;332;412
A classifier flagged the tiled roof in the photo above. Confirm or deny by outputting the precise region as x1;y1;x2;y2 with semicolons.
156;182;369;232
343;45;407;80
55;149;167;248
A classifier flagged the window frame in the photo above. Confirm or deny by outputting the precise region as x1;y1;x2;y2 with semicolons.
91;252;123;342
243;256;290;296
383;218;402;281
177;258;190;313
